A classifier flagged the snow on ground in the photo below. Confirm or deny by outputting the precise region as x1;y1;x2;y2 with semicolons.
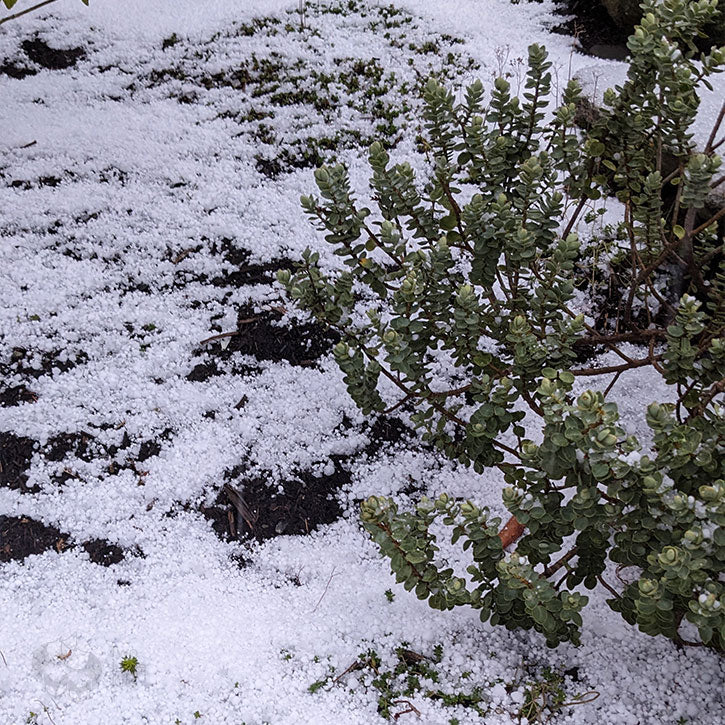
0;1;723;723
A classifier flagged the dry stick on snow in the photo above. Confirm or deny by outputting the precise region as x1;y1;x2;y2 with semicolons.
332;658;364;684
561;692;601;708
312;566;338;613
198;318;258;344
392;700;422;720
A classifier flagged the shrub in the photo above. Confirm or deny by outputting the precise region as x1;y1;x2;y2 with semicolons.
279;0;725;650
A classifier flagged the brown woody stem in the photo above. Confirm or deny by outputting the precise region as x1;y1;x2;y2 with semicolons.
498;515;526;548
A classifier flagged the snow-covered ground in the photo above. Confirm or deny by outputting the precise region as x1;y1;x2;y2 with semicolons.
1;1;723;723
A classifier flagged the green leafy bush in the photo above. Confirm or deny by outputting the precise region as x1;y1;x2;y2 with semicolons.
279;0;725;650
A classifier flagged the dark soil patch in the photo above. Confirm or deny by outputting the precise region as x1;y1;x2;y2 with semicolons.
209;240;294;287
0;515;69;563
0;384;37;407
0;515;130;566
187;306;339;381
226;306;339;364
137;438;162;462
363;415;415;456
201;459;349;542
0;60;37;79
21;38;85;70
4;347;87;381
553;0;630;59
82;538;125;566
45;431;97;463
553;0;723;58
186;359;223;382
0;432;37;493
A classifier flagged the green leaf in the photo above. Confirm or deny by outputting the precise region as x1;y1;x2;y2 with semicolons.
672;225;686;240
440;214;458;231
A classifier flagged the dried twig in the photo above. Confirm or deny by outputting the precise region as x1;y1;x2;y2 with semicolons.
392;700;422;719
199;318;258;344
312;566;338;612
332;658;364;683
199;330;238;345
223;483;257;532
0;0;58;26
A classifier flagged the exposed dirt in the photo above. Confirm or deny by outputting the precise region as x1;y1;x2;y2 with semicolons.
0;384;37;407
554;0;723;58
0;59;36;79
553;0;630;59
0;37;85;79
45;431;97;463
0;515;133;567
82;538;125;566
0;432;37;493
0;515;69;563
229;306;340;363
362;415;415;457
187;305;340;382
2;346;87;381
198;414;421;546
200;459;350;543
21;38;86;70
209;239;294;288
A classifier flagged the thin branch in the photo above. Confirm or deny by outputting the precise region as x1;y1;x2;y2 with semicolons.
597;575;621;600
382;394;413;415
704;101;725;155
0;0;58;26
602;370;622;399
573;329;666;346
543;546;578;578
198;318;258;344
689;205;725;238
686;377;725;420
312;567;338;613
571;356;659;376
199;330;238;344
